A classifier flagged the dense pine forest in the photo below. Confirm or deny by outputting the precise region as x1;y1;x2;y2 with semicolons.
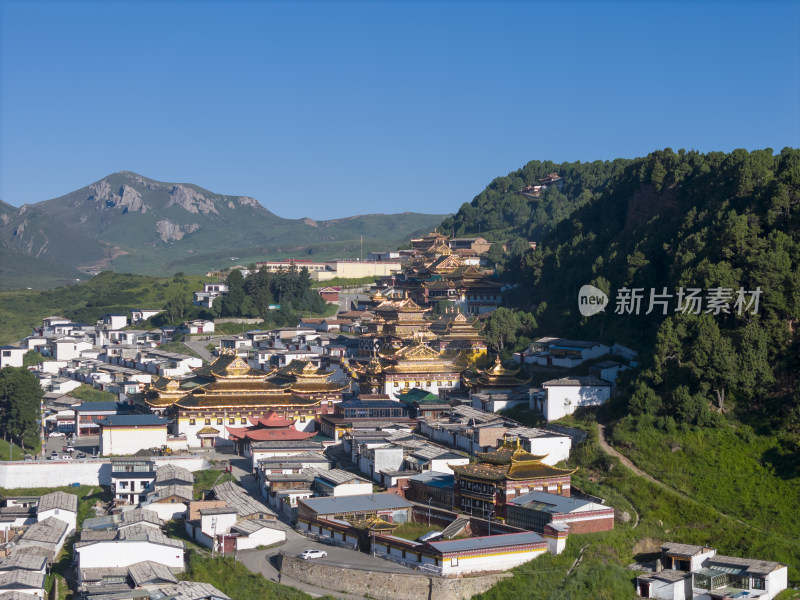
460;149;800;598
461;148;799;433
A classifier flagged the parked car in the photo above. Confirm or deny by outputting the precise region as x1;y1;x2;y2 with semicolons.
62;446;75;453
60;454;73;460
49;451;58;460
77;453;87;459
299;549;327;560
49;431;65;438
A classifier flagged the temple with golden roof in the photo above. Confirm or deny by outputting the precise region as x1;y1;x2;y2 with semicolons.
145;352;338;448
430;309;487;354
462;357;531;393
365;294;436;349
356;342;462;398
273;359;349;400
450;440;576;517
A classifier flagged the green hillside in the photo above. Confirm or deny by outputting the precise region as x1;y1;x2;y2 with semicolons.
0;172;446;289
443;148;800;595
0;271;211;344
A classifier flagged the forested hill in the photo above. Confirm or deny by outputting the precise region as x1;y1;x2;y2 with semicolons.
440;158;631;242
489;148;800;432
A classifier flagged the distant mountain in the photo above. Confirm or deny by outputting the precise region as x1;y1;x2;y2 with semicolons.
0;172;447;289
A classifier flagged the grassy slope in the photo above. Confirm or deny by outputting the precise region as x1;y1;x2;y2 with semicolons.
180;553;317;600
0;272;209;344
476;410;800;600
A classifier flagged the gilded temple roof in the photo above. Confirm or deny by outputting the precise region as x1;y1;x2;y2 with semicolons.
452;439;575;482
193;352;267;380
464;357;531;388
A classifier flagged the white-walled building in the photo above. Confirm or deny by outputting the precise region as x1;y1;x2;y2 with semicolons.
36;491;78;536
98;414;169;456
0;346;25;368
539;376;612;422
636;543;788;600
75;527;185;571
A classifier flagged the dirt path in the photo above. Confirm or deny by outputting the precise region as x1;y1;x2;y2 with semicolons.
595;424;762;533
563;545;588;581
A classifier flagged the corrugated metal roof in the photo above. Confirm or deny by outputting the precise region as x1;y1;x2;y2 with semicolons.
428;532;544;553
299;493;412;515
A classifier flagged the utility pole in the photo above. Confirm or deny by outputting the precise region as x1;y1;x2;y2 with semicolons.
428;496;433;527
360;235;363;262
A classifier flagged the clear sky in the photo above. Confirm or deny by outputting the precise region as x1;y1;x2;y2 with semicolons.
1;0;798;219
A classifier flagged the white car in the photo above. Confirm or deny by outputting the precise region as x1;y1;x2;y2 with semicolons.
299;549;327;560
49;431;65;438
60;454;73;460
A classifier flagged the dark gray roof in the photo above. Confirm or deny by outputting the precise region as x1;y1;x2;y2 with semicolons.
19;517;68;545
708;555;785;575
128;560;179;587
200;507;237;516
158;581;232;600
428;532;544;553
649;570;691;583
408;471;454;488
508;491;606;513
661;542;711;557
542;376;611;387
74;402;129;413
0;570;46;590
97;414;168;427
37;491;78;514
211;482;275;518
0;551;48;572
299;493;412;515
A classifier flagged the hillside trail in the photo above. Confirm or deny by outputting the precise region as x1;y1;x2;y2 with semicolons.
595;423;754;531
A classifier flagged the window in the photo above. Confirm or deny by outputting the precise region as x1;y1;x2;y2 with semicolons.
189;419;196;425
204;419;211;425
241;418;247;424
217;418;223;425
229;418;235;425
752;578;765;590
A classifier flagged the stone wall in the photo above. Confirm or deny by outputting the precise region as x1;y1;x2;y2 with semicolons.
0;455;210;489
279;554;510;600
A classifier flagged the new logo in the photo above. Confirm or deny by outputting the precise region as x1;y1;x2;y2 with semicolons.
578;284;608;317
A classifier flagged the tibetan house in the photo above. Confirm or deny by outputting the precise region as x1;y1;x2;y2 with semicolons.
226;410;316;454
146;353;335;448
358;343;462;398
463;357;531;393
450;440;575;518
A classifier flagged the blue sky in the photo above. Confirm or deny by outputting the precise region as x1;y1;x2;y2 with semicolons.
1;0;798;219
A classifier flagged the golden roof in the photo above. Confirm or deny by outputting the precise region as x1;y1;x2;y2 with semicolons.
450;454;575;482
375;297;430;314
464;357;531;388
289;381;349;393
193;352;267;380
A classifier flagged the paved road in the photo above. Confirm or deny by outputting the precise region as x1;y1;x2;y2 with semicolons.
182;338;215;362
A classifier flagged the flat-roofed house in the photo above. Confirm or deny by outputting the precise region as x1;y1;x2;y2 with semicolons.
636;543;788;600
98;414;169;456
540;376;612;422
506;490;614;534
